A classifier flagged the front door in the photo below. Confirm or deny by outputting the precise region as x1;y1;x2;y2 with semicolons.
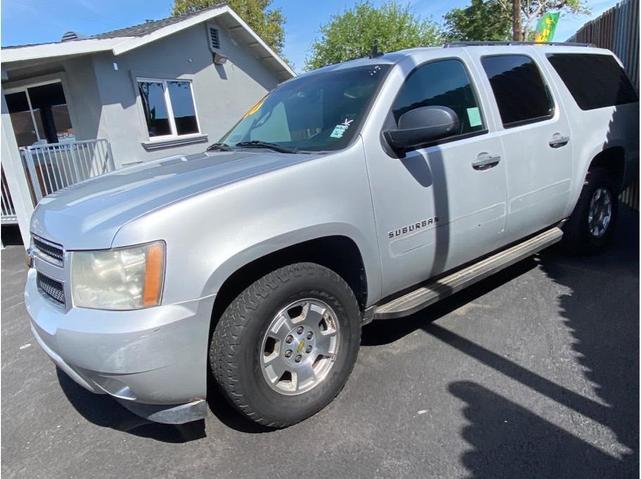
475;52;573;241
364;56;508;298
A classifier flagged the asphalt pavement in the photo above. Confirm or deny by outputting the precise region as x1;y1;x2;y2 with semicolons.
1;208;638;478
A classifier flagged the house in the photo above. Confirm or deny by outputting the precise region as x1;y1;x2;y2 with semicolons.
1;3;294;243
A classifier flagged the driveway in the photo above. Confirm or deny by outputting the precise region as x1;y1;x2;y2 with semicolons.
2;209;638;478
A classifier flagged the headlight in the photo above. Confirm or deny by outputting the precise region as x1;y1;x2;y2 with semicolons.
71;241;165;310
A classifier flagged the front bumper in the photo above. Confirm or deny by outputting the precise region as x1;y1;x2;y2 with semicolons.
25;269;215;424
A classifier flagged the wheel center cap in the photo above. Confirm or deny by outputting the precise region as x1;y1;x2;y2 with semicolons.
295;340;305;354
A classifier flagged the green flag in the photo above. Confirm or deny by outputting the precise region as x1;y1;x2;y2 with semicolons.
534;12;560;42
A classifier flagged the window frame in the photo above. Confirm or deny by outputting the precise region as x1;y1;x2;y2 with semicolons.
385;56;489;153
136;77;202;142
480;53;556;129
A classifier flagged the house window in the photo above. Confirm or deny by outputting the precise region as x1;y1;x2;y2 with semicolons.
4;81;75;147
137;79;200;139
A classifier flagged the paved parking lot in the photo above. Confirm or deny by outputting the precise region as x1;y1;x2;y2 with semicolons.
2;209;638;478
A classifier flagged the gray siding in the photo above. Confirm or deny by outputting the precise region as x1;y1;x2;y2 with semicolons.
91;22;280;165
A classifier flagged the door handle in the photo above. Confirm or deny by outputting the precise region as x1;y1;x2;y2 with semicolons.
472;152;501;171
549;133;570;148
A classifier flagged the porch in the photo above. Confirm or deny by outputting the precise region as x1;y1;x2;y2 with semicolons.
1;69;117;243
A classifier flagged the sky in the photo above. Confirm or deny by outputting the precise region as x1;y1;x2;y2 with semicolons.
1;0;621;72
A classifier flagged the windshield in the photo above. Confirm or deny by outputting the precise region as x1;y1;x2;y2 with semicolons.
219;64;391;152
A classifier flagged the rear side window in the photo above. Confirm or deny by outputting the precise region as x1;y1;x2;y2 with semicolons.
547;53;637;110
392;58;486;138
481;54;554;128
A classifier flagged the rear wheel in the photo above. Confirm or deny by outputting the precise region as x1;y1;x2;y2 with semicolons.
563;168;618;254
210;262;361;428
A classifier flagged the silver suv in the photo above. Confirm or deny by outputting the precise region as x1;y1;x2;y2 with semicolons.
25;43;638;428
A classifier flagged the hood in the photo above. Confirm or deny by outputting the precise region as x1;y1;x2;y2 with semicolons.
30;150;318;249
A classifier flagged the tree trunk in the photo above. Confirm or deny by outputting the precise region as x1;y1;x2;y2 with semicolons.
512;0;522;41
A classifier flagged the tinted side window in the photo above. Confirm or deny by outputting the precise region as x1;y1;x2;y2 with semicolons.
547;53;638;110
392;59;485;138
481;55;554;127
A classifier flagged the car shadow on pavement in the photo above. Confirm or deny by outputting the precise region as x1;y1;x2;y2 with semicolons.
361;257;540;347
57;367;271;438
448;381;626;478
56;369;207;443
363;206;639;478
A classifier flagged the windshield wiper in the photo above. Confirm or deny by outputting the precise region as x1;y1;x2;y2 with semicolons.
235;141;297;154
206;142;233;152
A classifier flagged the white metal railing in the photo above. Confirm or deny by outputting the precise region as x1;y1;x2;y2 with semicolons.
20;139;115;203
1;166;17;224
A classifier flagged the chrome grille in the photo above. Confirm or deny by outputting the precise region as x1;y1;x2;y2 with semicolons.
37;273;65;305
33;236;64;265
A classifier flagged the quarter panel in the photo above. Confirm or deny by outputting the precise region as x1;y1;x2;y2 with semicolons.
540;56;639;215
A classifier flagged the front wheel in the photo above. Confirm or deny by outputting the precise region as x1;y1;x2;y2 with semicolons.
210;262;361;428
563;168;618;254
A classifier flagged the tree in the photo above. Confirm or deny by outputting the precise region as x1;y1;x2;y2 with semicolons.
443;0;588;42
444;0;512;41
518;0;589;40
172;0;285;55
305;1;441;71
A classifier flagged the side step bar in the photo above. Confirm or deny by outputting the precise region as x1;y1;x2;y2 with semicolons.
373;227;563;320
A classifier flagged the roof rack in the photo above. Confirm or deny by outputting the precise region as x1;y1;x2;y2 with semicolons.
444;41;594;48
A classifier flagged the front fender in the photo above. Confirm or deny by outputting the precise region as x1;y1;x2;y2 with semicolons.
112;140;383;307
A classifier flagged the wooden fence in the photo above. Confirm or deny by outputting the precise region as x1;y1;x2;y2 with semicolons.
569;0;639;210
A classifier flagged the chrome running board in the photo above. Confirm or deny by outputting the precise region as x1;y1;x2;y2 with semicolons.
373;227;563;320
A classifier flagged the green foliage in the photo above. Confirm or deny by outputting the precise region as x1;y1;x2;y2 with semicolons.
444;0;512;41
443;0;589;41
305;1;441;71
172;0;285;55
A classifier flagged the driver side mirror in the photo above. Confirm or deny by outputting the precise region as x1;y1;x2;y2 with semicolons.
383;105;460;156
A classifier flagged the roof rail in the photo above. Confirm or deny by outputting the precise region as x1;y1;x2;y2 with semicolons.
444;41;594;48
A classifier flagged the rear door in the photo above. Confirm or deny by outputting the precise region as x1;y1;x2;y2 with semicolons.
470;50;573;242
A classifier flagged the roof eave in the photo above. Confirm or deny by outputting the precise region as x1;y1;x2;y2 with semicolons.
1;38;131;64
110;6;293;78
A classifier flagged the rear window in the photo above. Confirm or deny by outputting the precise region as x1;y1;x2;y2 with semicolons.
546;53;638;110
481;54;554;128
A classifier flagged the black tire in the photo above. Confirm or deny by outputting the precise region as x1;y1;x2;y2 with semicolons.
210;262;361;428
562;167;619;254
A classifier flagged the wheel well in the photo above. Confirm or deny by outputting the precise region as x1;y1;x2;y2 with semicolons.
210;236;368;327
589;147;625;191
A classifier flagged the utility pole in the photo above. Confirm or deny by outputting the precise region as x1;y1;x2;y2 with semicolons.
512;0;522;41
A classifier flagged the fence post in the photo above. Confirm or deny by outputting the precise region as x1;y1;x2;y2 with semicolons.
21;147;44;202
106;140;116;171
